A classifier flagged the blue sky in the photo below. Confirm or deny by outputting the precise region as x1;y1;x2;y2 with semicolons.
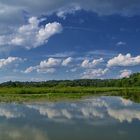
0;0;140;82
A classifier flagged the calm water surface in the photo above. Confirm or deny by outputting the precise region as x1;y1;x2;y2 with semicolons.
0;96;140;140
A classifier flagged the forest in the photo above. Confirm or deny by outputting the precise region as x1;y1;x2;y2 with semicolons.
1;72;140;88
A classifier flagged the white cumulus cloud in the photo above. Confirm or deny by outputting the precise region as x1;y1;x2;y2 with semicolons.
24;57;73;74
62;57;72;66
81;58;104;68
40;58;61;68
0;57;23;68
0;17;63;49
107;53;140;67
81;68;109;79
119;69;132;78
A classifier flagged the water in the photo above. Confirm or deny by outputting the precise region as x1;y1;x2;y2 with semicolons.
0;96;140;140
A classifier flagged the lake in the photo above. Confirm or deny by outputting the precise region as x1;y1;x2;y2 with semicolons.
0;96;140;140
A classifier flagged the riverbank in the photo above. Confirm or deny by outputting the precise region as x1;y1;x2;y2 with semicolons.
0;87;139;102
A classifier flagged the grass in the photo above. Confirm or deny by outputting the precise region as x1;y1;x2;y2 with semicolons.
0;86;139;102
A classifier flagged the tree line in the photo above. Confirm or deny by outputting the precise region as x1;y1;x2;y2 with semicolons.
0;73;140;88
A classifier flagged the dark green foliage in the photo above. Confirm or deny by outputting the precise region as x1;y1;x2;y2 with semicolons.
0;73;140;88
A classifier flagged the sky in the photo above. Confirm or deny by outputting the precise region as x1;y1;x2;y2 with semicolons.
0;0;140;82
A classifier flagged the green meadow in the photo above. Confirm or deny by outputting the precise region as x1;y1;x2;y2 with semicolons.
0;86;139;102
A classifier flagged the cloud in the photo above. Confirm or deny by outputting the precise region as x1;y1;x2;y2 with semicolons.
24;66;37;74
0;17;63;49
47;52;75;58
81;58;104;68
87;50;118;58
62;57;72;66
119;69;132;78
116;41;126;46
24;58;61;74
40;58;61;68
107;53;140;67
0;0;140;24
56;4;81;19
80;58;107;79
81;68;108;79
70;68;77;72
0;0;139;34
0;57;23;68
24;57;72;74
37;68;56;74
